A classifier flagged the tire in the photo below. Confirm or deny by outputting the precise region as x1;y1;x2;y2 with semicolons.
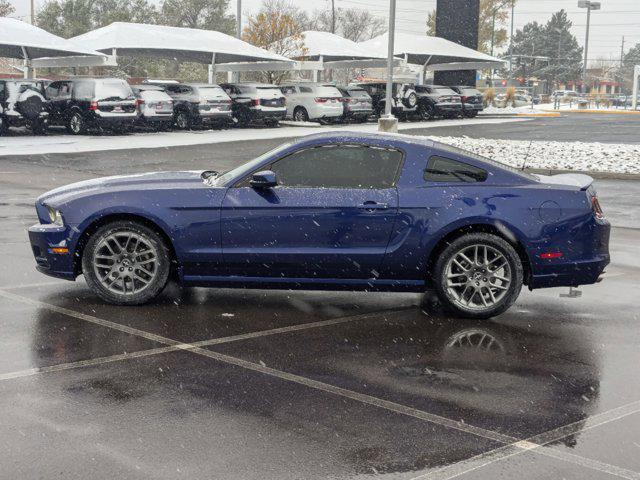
30;119;48;135
174;110;191;130
0;116;7;136
293;106;309;122
15;94;45;121
402;90;418;109
82;220;171;305
418;104;433;121
433;233;523;319
66;112;86;135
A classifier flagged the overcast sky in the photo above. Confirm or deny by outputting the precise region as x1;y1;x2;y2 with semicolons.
9;0;640;64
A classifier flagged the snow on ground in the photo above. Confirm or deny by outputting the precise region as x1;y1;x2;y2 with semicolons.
537;102;639;113
481;105;549;115
0;117;526;157
428;136;640;174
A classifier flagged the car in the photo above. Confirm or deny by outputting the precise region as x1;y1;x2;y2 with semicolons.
0;79;49;135
336;85;373;123
44;78;137;135
28;132;610;319
279;83;343;123
219;82;286;127
552;90;580;101
449;86;484;117
352;82;418;119
414;85;463;119
131;85;174;131
159;82;232;130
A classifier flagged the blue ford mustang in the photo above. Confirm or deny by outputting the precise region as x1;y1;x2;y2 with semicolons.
29;132;610;318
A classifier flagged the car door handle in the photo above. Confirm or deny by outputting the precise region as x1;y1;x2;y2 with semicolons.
357;201;389;211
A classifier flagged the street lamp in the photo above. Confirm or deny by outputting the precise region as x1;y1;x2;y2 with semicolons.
578;0;601;94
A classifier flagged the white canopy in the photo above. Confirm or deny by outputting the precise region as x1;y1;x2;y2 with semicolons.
291;31;386;62
360;32;505;69
71;22;292;64
0;17;105;60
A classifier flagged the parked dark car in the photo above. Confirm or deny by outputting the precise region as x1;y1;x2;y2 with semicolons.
449;86;484;117
28;132;609;319
158;82;232;130
336;85;373;123
131;84;174;130
220;82;286;127
414;85;463;120
0;79;49;135
44;78;137;135
352;82;418;120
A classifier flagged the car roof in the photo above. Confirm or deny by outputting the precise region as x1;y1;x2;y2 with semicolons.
290;131;435;149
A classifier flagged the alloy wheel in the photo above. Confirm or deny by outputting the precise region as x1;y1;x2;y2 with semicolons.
92;231;159;295
70;114;82;134
444;244;512;311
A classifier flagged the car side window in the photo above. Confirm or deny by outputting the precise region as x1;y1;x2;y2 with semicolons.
45;81;61;99
299;86;313;93
269;144;403;189
73;81;94;100
424;155;487;183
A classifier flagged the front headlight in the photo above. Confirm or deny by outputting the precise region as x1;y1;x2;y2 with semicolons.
46;205;64;226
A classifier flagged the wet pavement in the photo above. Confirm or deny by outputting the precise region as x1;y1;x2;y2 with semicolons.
1;119;640;479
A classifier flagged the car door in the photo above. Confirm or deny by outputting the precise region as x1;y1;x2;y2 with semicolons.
220;143;403;280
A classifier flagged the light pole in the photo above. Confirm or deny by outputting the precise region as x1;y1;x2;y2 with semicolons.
378;0;398;132
578;0;601;94
233;0;242;82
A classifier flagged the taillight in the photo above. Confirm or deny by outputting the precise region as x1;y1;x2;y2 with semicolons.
461;96;468;102
315;97;328;103
252;99;260;106
89;101;98;111
135;98;144;106
592;196;604;220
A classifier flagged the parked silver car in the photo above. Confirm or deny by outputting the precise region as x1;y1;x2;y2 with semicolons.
279;83;343;123
220;83;286;127
131;85;174;130
157;82;232;129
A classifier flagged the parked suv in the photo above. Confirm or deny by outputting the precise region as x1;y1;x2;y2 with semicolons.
131;85;174;130
352;82;418;120
45;78;137;134
449;86;484;117
413;85;463;120
160;83;232;129
0;79;49;135
279;83;343;123
220;83;286;127
336;85;373;123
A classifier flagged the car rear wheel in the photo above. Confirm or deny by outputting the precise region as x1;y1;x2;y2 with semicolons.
418;104;434;120
82;220;171;305
174;110;191;130
66;112;86;135
433;233;523;319
293;107;309;122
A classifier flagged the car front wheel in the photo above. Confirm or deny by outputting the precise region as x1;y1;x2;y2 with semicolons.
82;220;171;305
67;112;86;135
293;107;309;122
433;233;523;319
174;110;191;130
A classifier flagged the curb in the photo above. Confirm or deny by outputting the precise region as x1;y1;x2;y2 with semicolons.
541;109;640;115
478;113;561;118
526;168;640;181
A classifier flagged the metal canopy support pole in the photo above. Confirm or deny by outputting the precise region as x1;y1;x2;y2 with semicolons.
379;0;398;132
632;65;639;111
233;0;241;83
421;55;432;85
208;52;217;84
313;56;323;82
21;46;30;78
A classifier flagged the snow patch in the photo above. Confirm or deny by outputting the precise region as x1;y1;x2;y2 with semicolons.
428;136;640;174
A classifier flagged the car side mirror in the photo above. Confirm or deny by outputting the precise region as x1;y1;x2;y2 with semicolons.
250;170;277;188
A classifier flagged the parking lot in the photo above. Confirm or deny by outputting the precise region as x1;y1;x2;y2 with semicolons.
1;113;640;479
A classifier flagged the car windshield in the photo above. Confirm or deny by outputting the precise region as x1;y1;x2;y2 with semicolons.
210;142;293;186
95;81;134;101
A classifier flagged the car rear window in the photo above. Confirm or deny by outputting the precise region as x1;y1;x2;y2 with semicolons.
141;90;170;101
198;86;227;99
316;86;342;97
347;88;369;98
95;80;134;101
256;87;283;96
431;87;458;95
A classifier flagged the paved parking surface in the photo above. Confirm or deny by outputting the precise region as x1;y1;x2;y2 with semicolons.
1;117;640;479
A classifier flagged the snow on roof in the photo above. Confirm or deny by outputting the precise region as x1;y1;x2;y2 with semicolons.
71;22;292;64
283;31;387;62
360;32;505;67
0;17;105;60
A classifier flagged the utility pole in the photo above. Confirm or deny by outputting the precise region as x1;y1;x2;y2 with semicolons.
620;35;625;69
508;2;514;77
331;0;336;34
30;0;36;25
578;1;601;94
378;0;398;132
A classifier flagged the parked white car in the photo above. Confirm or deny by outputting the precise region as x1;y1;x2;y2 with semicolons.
131;85;174;130
279;83;343;123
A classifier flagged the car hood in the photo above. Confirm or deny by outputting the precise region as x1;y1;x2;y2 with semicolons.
38;170;208;206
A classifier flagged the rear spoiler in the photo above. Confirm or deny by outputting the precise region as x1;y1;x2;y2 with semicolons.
534;173;594;191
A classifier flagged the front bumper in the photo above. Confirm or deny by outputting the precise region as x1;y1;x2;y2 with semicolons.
28;223;77;281
435;102;463;112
